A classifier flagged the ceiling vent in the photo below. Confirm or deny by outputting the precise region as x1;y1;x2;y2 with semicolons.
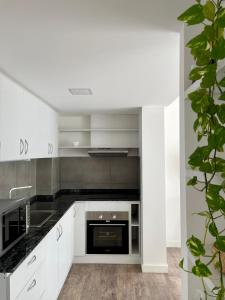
68;88;93;95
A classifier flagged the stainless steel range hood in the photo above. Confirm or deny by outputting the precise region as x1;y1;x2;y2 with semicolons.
88;150;128;157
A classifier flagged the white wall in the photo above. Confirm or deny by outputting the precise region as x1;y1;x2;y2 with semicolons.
140;106;168;273
165;98;181;247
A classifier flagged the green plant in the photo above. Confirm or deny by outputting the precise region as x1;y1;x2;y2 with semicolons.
178;0;225;299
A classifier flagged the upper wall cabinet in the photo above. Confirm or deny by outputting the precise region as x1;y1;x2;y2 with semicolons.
0;73;58;161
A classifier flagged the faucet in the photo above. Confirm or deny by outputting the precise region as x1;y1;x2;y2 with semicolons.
9;186;33;199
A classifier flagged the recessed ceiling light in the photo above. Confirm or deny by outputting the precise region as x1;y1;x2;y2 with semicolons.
68;88;93;95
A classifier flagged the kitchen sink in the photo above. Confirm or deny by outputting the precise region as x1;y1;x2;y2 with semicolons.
30;210;56;228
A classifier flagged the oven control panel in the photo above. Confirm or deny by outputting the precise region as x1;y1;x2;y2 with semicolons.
86;211;128;221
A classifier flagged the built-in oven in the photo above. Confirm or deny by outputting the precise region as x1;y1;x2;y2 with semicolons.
0;200;29;257
86;211;129;254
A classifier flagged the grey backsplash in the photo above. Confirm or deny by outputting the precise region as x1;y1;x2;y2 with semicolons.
0;157;139;199
60;157;140;189
0;160;37;199
36;158;60;195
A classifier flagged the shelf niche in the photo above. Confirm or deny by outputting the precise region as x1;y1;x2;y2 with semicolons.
58;114;139;156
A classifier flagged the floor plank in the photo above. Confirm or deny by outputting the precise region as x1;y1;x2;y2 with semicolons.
58;248;181;300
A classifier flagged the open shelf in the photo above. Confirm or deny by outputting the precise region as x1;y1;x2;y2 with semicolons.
59;146;139;149
131;204;140;225
131;226;140;255
58;114;139;156
59;128;139;132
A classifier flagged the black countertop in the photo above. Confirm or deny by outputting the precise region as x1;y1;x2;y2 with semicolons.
0;196;75;274
0;189;139;274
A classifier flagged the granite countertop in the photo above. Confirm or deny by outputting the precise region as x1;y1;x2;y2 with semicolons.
57;189;140;202
0;196;75;274
0;189;140;274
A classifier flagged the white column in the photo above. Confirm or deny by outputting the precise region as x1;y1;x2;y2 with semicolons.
140;106;168;273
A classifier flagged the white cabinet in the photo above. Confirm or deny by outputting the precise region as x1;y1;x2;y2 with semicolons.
73;202;86;257
0;72;58;161
15;262;45;300
44;205;74;300
58;207;73;290
7;237;46;300
44;225;59;300
0;205;74;300
0;74;24;161
35;103;58;158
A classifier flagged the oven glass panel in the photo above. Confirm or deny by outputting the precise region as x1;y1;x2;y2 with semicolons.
87;220;129;254
93;227;122;248
2;206;26;250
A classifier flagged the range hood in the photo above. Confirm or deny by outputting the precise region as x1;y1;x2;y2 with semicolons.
88;149;128;157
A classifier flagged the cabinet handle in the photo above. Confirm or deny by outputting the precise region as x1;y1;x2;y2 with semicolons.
27;279;37;292
27;255;36;266
25;139;28;155
51;144;53;154
20;139;24;155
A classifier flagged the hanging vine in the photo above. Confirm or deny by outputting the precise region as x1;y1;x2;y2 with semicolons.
178;0;225;299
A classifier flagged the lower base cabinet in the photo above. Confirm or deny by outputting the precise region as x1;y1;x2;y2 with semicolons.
15;262;46;300
43;205;75;300
0;204;75;300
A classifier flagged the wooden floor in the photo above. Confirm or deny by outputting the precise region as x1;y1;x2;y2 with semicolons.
58;248;181;300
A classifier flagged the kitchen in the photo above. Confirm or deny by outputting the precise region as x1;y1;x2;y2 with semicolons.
0;1;182;299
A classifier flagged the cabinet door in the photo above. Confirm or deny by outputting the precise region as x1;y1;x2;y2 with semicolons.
21;89;39;159
58;208;73;290
15;262;45;300
0;74;22;161
74;202;86;256
36;103;58;158
44;225;59;300
48;108;58;158
0;72;58;161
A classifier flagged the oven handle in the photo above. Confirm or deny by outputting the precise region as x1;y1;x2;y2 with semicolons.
88;224;127;226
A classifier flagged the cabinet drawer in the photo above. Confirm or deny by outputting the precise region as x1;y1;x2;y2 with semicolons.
15;262;45;300
10;239;45;300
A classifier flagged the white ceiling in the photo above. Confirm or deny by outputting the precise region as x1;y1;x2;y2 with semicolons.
0;0;189;113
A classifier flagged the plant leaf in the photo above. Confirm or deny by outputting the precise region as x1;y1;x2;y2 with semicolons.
206;191;225;211
219;77;225;87
217;105;225;123
194;211;211;218
217;8;225;28
215;236;225;252
212;38;225;60
187;176;198;186
192;259;212;277
179;258;184;269
200;64;217;88
178;4;205;25
203;0;215;21
187;32;207;50
187;235;205;256
209;222;218;237
219;92;225;101
188;146;212;167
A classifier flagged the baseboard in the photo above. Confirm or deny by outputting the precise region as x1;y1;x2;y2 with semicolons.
73;255;141;264
141;264;168;273
166;241;181;248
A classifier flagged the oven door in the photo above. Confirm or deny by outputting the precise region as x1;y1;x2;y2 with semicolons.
87;220;129;254
1;204;27;255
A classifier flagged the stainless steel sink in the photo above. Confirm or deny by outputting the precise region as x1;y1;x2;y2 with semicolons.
30;210;56;228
